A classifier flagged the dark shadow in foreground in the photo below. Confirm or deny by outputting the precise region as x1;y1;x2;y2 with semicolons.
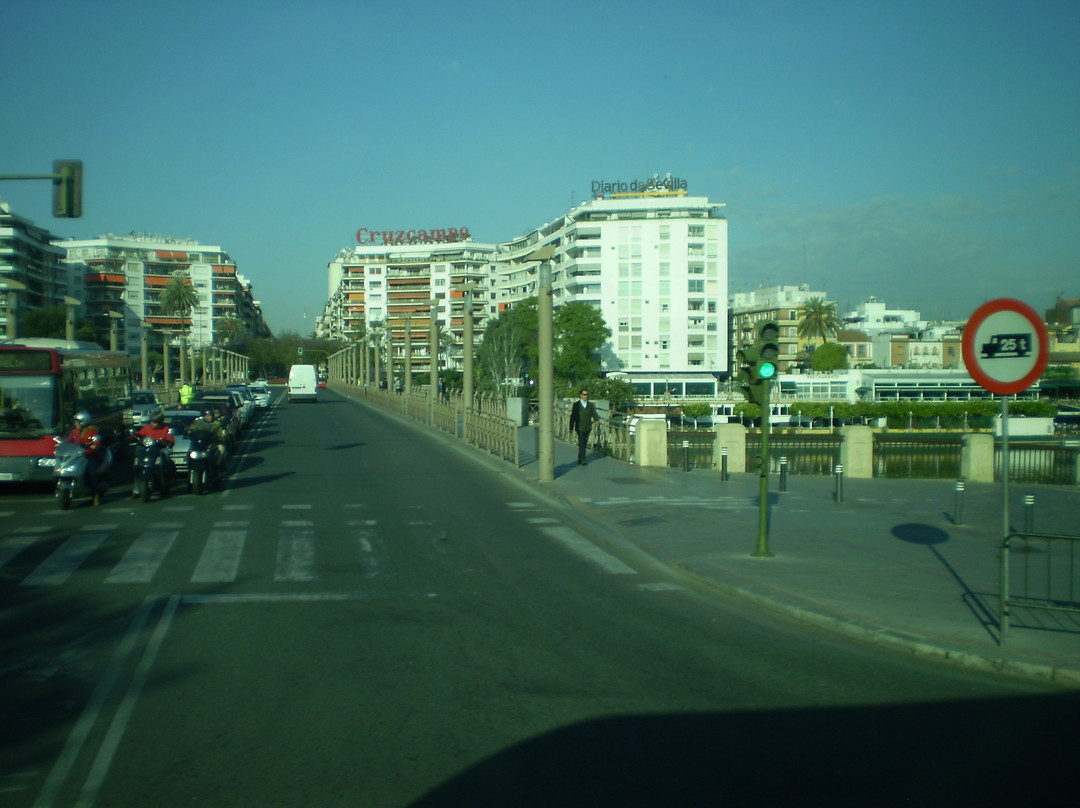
410;695;1080;807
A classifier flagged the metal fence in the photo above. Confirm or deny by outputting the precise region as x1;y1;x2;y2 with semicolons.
1000;531;1080;644
997;441;1080;485
874;434;963;480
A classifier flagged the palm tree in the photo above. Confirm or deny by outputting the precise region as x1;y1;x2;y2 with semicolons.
157;270;201;328
797;297;842;346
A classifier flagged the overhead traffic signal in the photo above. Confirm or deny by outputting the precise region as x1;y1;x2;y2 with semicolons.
52;160;83;218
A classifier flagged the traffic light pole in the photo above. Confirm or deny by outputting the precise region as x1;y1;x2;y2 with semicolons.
752;378;774;557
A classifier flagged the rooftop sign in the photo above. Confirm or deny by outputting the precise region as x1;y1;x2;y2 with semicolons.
356;227;470;246
592;174;687;197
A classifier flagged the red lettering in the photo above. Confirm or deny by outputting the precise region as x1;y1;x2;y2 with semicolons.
417;229;428;242
395;230;406;243
381;231;394;244
460;227;470;240
448;228;459;242
432;229;447;242
356;228;369;243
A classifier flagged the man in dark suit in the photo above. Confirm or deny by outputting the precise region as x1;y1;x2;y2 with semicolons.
569;388;600;466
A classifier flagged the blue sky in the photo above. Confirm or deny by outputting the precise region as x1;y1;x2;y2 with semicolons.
3;0;1077;335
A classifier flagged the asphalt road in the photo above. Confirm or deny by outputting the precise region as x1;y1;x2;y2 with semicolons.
2;388;1078;807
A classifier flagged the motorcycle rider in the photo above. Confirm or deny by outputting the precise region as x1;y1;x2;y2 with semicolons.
188;408;227;479
64;410;110;506
132;410;175;497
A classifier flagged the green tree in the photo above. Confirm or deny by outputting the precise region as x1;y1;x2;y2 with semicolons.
21;305;67;339
797;296;842;345
553;302;611;384
809;341;849;371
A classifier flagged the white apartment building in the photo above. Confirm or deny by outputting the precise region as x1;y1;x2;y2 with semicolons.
321;185;729;395
59;233;266;359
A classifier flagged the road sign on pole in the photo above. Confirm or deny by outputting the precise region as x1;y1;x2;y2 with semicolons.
962;298;1048;395
961;298;1048;539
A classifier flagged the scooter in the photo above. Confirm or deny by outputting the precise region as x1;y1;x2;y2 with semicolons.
53;437;111;509
187;431;223;495
134;434;174;502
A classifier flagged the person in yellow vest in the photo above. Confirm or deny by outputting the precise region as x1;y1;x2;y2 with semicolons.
179;381;194;406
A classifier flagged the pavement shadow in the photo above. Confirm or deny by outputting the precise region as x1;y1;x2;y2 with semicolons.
892;523;1000;641
409;697;1080;807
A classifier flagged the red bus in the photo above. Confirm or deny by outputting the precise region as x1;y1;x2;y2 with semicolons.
0;339;133;484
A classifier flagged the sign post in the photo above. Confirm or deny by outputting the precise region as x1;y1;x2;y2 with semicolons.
961;299;1048;537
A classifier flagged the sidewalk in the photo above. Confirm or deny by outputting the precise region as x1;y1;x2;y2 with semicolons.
510;425;1080;686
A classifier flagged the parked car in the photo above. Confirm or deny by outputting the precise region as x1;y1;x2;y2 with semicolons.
248;382;270;408
123;389;162;427
225;385;255;426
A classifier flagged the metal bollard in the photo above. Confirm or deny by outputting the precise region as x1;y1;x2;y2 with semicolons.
954;480;964;525
721;446;728;482
834;463;844;503
682;440;690;472
779;456;788;492
1024;493;1035;533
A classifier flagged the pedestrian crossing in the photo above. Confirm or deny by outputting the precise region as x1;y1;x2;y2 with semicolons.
2;504;681;593
3;518;383;589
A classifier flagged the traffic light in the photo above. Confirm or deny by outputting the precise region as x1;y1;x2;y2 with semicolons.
736;321;781;404
52;160;83;218
736;344;762;404
756;320;780;382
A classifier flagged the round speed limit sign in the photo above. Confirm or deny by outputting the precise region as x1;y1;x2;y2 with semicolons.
961;298;1048;395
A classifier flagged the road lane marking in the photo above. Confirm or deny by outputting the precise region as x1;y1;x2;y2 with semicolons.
539;526;637;575
1;527;49;571
32;596;157;808
191;530;247;583
21;528;115;586
275;522;316;581
105;530;179;584
76;595;180;808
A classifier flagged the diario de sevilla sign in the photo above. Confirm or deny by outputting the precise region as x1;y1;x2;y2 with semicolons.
961;298;1048;395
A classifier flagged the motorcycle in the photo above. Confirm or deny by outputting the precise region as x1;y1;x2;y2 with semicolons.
133;434;175;502
53;437;112;509
187;430;223;495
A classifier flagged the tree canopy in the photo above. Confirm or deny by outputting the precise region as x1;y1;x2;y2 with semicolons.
809;341;849;372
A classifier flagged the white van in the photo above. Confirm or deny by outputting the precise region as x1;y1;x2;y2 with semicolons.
287;364;319;402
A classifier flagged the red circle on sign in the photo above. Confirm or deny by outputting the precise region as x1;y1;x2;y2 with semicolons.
962;298;1048;395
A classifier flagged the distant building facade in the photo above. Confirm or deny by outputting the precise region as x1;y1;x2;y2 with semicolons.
59;233;269;358
0;200;69;335
320;184;729;395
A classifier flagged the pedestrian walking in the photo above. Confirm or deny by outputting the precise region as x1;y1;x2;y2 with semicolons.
568;388;600;466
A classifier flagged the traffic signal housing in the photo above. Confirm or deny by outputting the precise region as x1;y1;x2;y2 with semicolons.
736;344;762;404
756;320;780;381
52;160;83;218
736;321;781;404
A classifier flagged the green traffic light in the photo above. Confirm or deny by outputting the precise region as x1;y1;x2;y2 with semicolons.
758;361;777;380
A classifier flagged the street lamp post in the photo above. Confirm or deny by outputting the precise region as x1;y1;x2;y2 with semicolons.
538;262;554;482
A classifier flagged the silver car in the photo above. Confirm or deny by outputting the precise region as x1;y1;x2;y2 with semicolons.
125;389;162;427
247;382;270;408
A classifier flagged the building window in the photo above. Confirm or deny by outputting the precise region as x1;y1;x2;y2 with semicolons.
688;279;704;293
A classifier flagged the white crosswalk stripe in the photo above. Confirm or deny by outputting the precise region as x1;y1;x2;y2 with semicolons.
275;521;316;581
21;526;116;586
105;527;180;584
192;524;248;583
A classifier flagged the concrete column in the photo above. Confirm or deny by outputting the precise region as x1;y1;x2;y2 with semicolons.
961;433;994;483
714;423;747;473
636;419;668;467
839;425;873;478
